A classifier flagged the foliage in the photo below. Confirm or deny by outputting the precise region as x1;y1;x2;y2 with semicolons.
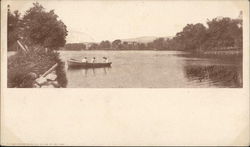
89;43;99;50
54;54;68;88
170;17;242;52
174;23;207;51
7;6;21;51
99;40;111;49
151;37;165;50
8;2;68;51
21;2;68;50
7;3;68;88
112;39;122;49
204;17;242;50
8;49;67;88
64;43;86;50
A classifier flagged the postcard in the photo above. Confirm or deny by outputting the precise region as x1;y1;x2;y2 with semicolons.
1;0;249;146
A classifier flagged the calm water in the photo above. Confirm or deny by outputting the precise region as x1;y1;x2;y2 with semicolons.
59;50;242;88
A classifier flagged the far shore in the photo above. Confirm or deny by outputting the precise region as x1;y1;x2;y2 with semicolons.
8;49;243;56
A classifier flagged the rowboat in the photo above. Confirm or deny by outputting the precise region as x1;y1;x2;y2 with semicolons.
67;59;112;68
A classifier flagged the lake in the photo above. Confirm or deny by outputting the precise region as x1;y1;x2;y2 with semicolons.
59;50;242;88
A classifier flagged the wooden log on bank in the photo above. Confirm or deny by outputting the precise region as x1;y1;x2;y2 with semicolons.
35;63;58;86
17;40;28;52
41;63;58;77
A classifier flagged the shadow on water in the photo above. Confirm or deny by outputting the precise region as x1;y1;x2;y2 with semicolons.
68;67;111;77
184;65;242;88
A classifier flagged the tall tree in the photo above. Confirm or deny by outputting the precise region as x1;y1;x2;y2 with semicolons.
21;2;68;50
152;37;165;50
205;17;242;49
173;23;207;51
7;5;21;51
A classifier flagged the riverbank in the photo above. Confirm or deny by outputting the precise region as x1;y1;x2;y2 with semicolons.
8;49;67;88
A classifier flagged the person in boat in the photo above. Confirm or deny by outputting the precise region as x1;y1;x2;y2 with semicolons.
91;57;96;63
82;57;88;63
103;57;109;63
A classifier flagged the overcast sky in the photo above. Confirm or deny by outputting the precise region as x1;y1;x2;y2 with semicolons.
7;0;244;43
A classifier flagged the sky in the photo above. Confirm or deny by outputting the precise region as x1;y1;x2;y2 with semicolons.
6;0;245;43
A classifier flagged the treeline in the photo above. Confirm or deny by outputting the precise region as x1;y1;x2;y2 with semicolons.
63;43;86;50
167;16;242;52
86;14;242;52
88;40;153;50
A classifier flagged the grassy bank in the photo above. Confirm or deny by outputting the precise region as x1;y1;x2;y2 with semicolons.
8;49;67;88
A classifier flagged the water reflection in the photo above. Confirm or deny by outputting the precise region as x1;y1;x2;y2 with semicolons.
92;68;96;76
103;67;107;75
184;65;242;88
68;67;111;77
81;68;88;77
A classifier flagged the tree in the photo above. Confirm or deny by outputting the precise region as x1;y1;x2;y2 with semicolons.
7;5;21;51
138;43;146;50
99;40;111;49
121;41;129;50
112;39;122;49
64;43;86;50
89;43;99;50
152;37;165;50
21;2;68;50
173;23;207;51
205;17;242;49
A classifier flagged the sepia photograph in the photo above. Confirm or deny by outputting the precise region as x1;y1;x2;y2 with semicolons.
1;0;249;146
6;0;244;88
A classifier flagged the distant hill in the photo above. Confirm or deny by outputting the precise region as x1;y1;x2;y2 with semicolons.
121;36;158;43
